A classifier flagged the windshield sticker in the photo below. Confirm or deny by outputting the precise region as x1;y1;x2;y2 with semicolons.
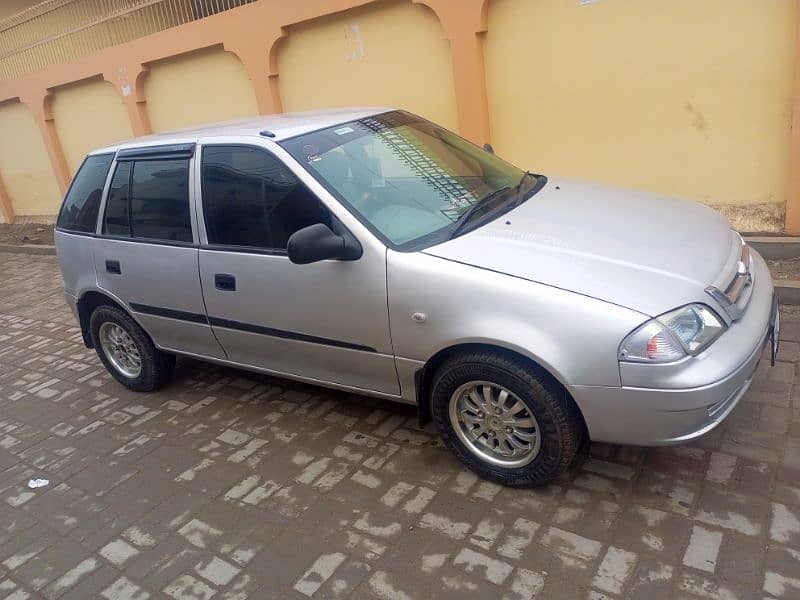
334;126;354;135
302;144;320;163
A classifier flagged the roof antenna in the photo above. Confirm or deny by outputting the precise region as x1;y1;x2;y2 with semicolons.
259;130;276;138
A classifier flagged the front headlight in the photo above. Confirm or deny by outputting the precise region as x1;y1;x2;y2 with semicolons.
619;304;727;363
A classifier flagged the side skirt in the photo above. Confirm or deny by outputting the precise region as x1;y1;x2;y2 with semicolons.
159;346;415;405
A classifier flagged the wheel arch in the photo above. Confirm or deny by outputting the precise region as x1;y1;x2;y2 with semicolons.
76;290;143;348
414;342;588;436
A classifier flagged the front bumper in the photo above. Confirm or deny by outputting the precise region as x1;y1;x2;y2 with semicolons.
569;251;775;446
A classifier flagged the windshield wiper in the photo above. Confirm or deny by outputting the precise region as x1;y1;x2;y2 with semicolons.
518;170;535;188
505;171;536;210
448;172;538;240
449;186;512;239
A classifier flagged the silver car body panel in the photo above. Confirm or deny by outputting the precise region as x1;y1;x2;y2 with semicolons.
54;107;777;446
617;252;772;390
56;230;97;299
197;248;399;394
424;177;736;318
386;249;648;389
568;268;772;445
166;346;405;402
570;253;773;444
91;237;226;359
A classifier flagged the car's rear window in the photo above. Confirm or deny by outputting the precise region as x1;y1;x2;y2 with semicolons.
56;154;114;233
130;159;192;242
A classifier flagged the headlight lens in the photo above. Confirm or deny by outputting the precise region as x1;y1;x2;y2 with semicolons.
660;304;726;354
619;304;726;363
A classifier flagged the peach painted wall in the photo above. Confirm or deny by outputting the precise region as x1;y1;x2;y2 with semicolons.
52;78;134;174
0;101;62;216
485;0;799;231
144;47;260;133
277;1;459;132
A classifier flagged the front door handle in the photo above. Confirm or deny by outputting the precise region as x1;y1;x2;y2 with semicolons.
106;260;121;275
214;274;236;291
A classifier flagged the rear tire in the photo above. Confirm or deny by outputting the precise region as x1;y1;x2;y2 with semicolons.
89;304;175;392
430;350;584;487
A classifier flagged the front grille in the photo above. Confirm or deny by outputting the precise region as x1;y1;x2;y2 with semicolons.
705;234;753;321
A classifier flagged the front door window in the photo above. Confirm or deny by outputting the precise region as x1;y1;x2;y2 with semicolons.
201;145;332;251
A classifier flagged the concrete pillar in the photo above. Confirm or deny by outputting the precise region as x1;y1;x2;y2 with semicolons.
22;90;71;193
414;0;490;145
785;15;800;233
226;31;286;115
0;173;14;224
104;64;152;136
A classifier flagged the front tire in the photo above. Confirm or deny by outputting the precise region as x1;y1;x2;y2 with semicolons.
430;351;584;487
89;304;175;392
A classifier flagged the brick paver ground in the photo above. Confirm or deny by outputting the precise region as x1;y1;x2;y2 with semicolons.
1;251;800;599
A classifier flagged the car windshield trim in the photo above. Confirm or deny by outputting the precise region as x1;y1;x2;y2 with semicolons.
279;111;547;252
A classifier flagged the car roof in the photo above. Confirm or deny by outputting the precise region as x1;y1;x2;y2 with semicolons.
91;106;391;155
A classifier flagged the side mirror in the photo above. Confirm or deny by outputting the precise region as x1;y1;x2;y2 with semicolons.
287;223;362;265
483;143;494;154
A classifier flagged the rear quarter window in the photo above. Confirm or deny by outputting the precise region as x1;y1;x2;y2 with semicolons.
56;154;114;233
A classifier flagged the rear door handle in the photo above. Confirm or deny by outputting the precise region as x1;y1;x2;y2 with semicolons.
105;260;121;275
214;274;236;291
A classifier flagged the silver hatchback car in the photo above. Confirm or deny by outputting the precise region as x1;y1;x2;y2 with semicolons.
55;108;780;487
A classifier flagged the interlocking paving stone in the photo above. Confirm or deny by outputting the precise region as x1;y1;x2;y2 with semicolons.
682;525;722;573
1;251;799;598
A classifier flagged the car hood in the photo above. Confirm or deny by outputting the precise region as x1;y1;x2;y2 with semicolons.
423;178;735;317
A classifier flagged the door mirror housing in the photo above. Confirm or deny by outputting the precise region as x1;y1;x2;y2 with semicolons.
287;223;362;265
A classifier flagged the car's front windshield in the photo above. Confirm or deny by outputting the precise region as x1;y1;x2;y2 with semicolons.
281;111;543;250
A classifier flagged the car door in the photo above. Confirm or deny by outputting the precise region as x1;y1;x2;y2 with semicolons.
196;141;399;395
94;145;225;359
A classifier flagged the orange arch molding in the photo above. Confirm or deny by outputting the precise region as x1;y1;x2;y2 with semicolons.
0;0;492;201
0;170;13;223
785;11;800;234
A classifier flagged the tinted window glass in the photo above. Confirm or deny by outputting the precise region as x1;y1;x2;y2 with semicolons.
201;146;331;250
57;154;113;232
130;159;192;242
103;162;132;237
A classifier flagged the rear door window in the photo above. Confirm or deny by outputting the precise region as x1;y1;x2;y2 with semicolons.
56;154;114;233
102;158;193;243
130;159;192;242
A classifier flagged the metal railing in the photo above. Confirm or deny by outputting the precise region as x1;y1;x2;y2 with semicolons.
0;0;257;81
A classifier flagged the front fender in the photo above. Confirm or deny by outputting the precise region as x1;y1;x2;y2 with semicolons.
387;251;647;390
